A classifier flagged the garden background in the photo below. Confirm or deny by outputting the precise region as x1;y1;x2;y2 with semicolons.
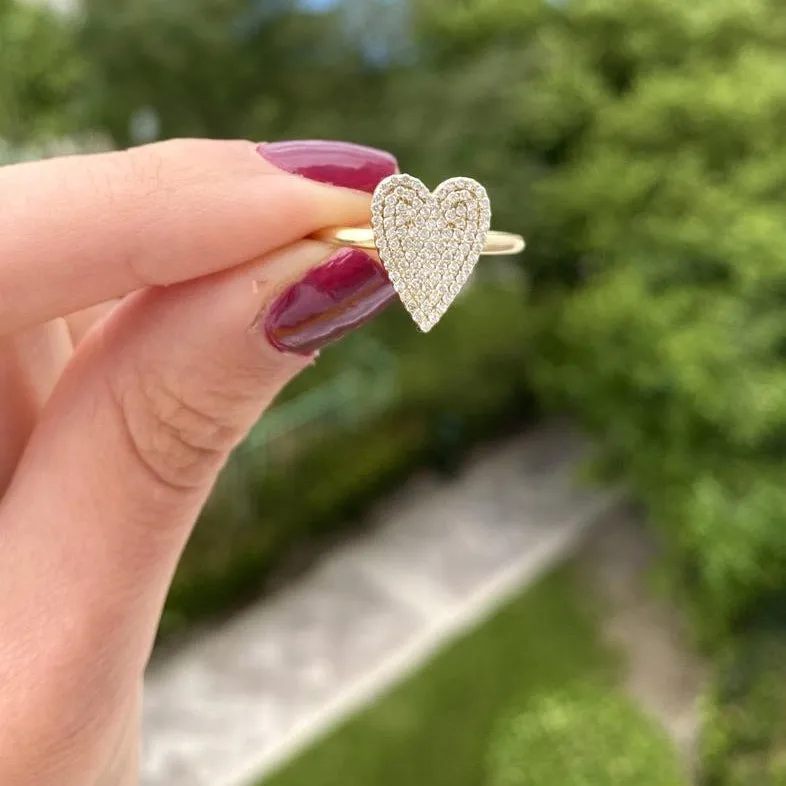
3;0;786;782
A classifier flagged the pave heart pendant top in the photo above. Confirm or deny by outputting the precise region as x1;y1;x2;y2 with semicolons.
371;174;491;332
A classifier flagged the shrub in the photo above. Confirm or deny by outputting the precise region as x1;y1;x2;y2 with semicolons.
498;0;786;636
701;632;786;786
488;684;685;786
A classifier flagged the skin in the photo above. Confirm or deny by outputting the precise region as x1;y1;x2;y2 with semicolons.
0;138;375;786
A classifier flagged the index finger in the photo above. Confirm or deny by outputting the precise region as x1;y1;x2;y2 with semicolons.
0;138;375;336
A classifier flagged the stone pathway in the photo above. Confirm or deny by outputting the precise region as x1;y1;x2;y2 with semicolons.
141;424;622;786
578;506;708;778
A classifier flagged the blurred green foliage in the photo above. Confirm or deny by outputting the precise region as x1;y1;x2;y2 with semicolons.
0;0;85;144
506;0;786;637
702;632;786;785
488;685;685;786
493;2;786;778
76;0;381;144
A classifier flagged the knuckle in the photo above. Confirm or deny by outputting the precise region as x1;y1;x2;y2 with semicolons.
115;139;222;213
120;142;171;201
106;144;178;287
110;364;241;494
121;138;249;193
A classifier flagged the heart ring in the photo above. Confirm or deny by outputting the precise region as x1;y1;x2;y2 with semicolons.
310;174;525;332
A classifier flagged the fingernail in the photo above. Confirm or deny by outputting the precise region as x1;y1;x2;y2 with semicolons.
261;248;396;354
257;140;398;194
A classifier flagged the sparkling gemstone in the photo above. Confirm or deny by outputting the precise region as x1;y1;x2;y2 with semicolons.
371;174;491;332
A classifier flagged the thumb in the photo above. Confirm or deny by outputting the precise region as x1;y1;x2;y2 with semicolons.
0;238;394;785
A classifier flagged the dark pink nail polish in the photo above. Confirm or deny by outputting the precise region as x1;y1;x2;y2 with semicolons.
257;140;398;194
262;248;395;354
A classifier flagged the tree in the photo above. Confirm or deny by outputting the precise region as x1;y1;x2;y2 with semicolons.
0;0;85;145
497;0;786;634
76;0;383;145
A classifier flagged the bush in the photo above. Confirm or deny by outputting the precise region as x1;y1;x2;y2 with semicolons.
701;632;786;786
488;684;685;786
496;0;786;637
159;277;535;637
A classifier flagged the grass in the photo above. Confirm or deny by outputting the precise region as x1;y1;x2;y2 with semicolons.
260;568;620;786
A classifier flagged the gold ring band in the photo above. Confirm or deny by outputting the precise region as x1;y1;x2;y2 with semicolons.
310;226;526;256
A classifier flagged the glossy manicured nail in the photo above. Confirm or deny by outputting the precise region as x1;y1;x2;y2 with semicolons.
257;140;398;194
262;248;395;354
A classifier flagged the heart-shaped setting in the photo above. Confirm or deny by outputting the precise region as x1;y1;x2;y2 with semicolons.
371;174;491;332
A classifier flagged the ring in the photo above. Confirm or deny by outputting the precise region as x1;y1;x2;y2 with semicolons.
310;228;525;256
309;174;525;332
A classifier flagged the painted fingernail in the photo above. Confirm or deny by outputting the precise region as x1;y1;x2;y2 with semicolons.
262;248;395;354
257;140;398;194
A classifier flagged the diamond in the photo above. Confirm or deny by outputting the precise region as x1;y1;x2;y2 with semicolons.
370;174;491;332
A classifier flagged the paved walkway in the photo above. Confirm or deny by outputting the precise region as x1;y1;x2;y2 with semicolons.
141;424;621;786
578;507;707;776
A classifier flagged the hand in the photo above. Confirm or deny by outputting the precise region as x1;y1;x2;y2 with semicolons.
0;138;397;786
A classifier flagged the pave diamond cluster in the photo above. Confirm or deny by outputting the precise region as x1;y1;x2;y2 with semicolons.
370;174;491;332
